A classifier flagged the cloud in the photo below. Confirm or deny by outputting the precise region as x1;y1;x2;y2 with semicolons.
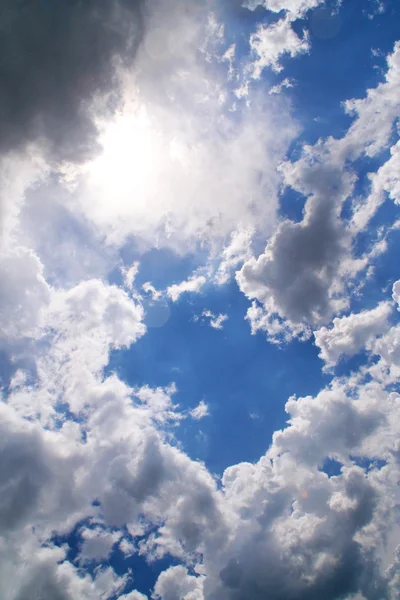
153;566;204;600
215;228;254;286
237;41;400;341
66;0;297;250
0;0;144;163
314;302;393;369
351;139;400;232
393;280;400;308
202;374;399;600
243;0;324;17
196;311;228;330
250;17;310;76
119;592;149;600
78;527;122;564
122;261;140;291
237;167;359;340
190;400;210;420
167;275;207;302
142;282;163;301
374;140;400;206
0;245;51;346
1;4;400;600
2;255;400;600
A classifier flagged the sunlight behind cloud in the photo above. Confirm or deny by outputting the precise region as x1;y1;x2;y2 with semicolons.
88;108;168;214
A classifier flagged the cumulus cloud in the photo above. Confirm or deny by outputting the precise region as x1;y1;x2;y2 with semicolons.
153;566;204;600
0;301;225;599
250;17;310;76
237;167;359;340
238;41;400;341
314;302;393;369
1;3;400;600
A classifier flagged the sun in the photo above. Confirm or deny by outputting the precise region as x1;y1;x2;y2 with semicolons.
88;108;161;201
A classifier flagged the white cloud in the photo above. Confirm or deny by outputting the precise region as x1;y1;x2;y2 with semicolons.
314;302;393;369
0;246;51;345
167;275;207;302
2;261;400;600
338;42;400;161
268;77;294;95
244;0;324;17
370;139;400;206
214;228;254;286
153;566;204;600
122;261;140;291
190;400;210;420
65;0;296;252
250;17;310;76
1;3;400;600
118;591;149;600
393;280;400;308
197;311;228;330
352;140;400;232
142;282;162;301
208;313;228;330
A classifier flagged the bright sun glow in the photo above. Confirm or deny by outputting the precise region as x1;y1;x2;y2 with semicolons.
86;107;191;233
89;109;162;200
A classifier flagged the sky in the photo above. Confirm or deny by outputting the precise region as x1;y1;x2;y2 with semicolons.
1;0;400;599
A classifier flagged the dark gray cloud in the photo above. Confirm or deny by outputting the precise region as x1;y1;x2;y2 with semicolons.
0;424;50;532
0;0;145;162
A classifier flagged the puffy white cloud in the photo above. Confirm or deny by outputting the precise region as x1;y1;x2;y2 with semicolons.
167;275;207;302
200;375;400;600
1;4;400;600
250;17;310;76
314;302;393;369
0;536;129;600
244;0;324;17
153;566;204;600
2;269;400;600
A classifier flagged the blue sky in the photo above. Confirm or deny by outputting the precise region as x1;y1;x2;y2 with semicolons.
1;1;400;599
